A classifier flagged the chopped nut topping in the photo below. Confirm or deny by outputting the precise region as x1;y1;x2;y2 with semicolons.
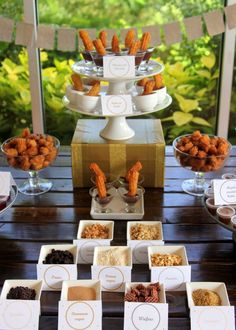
130;223;161;240
81;224;109;239
151;253;182;266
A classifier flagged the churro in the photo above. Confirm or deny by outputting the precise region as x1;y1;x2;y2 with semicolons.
79;30;94;51
142;80;155;95
111;34;120;53
99;30;107;48
93;39;106;56
85;82;100;96
71;73;84;91
140;32;151;51
125;29;136;48
129;40;141;55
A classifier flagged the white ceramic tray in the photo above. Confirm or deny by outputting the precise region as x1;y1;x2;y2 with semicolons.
0;185;18;215
62;94;172;117
72;60;164;82
90;190;144;220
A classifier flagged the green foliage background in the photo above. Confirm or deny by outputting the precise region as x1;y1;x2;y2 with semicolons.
1;0;235;145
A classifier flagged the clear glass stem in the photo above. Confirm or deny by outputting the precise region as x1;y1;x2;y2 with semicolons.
194;172;205;191
28;171;39;190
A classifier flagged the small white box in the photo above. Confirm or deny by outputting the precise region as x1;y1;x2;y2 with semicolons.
58;280;102;330
92;246;132;292
124;282;168;330
186;282;235;330
0;279;43;330
127;221;164;264
37;244;78;291
74;220;114;264
148;245;191;291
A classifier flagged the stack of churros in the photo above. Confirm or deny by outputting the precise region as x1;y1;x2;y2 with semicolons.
90;163;107;198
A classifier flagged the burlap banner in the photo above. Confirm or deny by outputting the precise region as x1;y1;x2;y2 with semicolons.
0;5;235;51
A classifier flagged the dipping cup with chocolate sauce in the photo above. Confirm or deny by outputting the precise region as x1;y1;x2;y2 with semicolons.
118;185;145;213
89;186;116;213
216;206;235;225
206;198;218;215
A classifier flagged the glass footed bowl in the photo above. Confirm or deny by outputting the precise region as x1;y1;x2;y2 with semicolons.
118;184;145;213
89;185;116;213
1;134;60;195
173;134;232;196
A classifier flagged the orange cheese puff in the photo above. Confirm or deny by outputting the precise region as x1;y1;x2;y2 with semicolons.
153;74;164;90
140;32;151;51
142;80;155;95
79;30;94;51
93;39;106;56
96;175;107;199
89;163;106;181
112;34;120;53
128;170;139;197
99;30;107;48
125;29;136;48
129;40;141;55
71;73;84;91
126;161;142;182
21;128;31;138
137;78;149;87
85;82;100;96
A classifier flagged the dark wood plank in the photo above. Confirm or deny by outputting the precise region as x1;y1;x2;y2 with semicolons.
0;223;233;242
0;241;235;263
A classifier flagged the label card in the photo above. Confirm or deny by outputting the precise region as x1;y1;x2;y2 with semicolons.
101;95;133;116
73;239;111;264
37;264;77;291
103;56;135;78
190;306;235;330
0;172;11;196
151;265;191;291
128;240;164;264
213;179;236;205
58;300;102;330
91;266;131;292
124;302;168;330
0;300;40;330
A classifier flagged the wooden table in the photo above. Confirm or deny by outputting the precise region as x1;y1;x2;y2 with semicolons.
0;146;236;329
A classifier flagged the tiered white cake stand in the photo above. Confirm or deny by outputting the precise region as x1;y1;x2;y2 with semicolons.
63;60;172;141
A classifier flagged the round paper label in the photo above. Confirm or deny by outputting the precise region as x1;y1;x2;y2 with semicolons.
131;303;160;330
197;308;227;330
79;241;100;263
108;57;131;77
66;302;94;330
4;301;32;329
44;265;70;289
158;267;185;290
98;267;124;291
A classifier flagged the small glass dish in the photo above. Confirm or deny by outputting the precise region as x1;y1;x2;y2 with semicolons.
89;186;116;213
81;50;96;72
139;47;155;71
118;184;145;213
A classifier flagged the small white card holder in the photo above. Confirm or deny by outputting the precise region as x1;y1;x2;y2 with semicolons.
0;279;42;330
58;280;102;330
127;221;164;264
73;220;114;264
186;282;235;330
148;245;191;291
103;55;135;78
92;246;132;292
37;244;78;291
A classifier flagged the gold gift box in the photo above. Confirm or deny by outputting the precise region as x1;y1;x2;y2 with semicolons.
71;119;165;187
